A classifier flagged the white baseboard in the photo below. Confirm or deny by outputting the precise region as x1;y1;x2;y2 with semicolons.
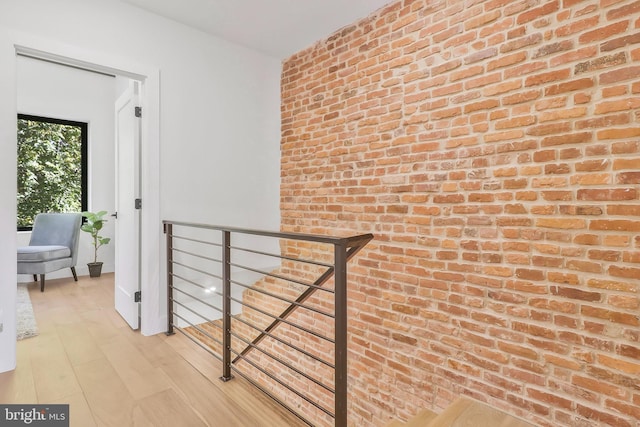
17;263;115;283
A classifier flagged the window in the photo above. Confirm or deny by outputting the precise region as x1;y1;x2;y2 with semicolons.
17;114;88;230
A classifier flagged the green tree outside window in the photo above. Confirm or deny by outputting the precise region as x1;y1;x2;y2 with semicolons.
17;115;87;230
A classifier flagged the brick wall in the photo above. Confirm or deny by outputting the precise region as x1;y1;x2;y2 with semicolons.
281;1;640;426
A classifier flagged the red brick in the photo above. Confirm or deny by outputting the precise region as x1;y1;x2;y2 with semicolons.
545;78;594;96
579;21;629;43
572;375;629;400
501;33;543;53
600;66;640;84
551;45;598;68
614;158;640;170
575;52;627;74
590;220;640;232
582;306;639;326
487;51;527;71
537;218;586;229
502;90;541;105
525;69;571;87
602;31;640;52
556;16;599;37
539;107;587;122
527;122;571;136
617;172;640;184
527;388;573;410
608;205;640;216
610;265;640;280
517;1;559;25
578;189;638;201
551;286;601;302
607;1;640;20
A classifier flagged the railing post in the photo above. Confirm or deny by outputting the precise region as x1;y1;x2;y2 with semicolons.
165;223;175;336
334;242;348;427
220;230;234;382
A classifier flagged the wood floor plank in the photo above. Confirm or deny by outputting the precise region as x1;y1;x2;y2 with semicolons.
219;378;309;427
123;332;175;368
163;331;221;379
9;275;309;427
28;332;83;402
73;357;140;427
428;397;535;427
50;392;97;427
99;335;172;399
80;308;122;343
134;389;207;427
158;357;256;427
0;336;38;403
0;363;37;403
405;408;438;427
56;323;104;367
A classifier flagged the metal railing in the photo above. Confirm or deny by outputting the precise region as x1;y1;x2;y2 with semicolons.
163;220;373;427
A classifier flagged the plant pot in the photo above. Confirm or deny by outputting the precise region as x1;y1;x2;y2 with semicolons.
88;262;103;278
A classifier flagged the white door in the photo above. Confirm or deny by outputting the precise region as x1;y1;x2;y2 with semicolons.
114;80;141;330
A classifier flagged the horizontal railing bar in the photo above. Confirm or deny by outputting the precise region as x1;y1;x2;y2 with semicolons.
172;273;223;298
172;300;219;326
172;247;222;265
230;315;334;369
172;287;223;314
172;234;223;248
164;219;373;246
230;330;335;394
172;261;223;281
230;350;335;419
229;262;335;294
230;244;334;269
230;368;314;427
173;326;223;363
172;313;223;347
171;273;222;294
230;297;334;344
230;279;334;319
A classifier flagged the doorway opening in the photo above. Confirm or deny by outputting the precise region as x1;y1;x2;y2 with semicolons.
14;47;161;335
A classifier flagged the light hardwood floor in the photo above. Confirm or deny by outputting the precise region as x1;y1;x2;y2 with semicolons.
0;274;306;427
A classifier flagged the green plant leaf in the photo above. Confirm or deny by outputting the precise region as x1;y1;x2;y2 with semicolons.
79;210;111;263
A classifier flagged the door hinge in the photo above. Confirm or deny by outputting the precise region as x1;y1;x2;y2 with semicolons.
135;198;142;209
135;106;142;118
134;291;141;302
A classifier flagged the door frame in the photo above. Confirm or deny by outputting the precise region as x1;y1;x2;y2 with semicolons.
7;35;164;338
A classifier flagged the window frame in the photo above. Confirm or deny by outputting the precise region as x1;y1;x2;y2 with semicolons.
17;114;88;231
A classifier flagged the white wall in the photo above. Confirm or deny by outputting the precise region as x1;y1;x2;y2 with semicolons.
0;0;282;372
16;56;117;280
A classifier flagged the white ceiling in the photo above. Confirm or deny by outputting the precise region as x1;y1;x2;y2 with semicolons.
120;0;392;59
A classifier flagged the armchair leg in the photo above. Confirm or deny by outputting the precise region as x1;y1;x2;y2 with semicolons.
33;274;37;282
40;274;45;292
71;267;78;282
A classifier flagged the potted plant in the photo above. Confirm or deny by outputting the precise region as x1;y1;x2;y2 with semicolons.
81;210;111;277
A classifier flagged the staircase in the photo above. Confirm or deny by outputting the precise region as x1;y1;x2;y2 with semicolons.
386;397;535;427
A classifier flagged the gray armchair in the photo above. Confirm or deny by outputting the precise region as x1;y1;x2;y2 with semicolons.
17;213;82;292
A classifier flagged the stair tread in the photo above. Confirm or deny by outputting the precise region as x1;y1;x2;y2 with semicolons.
427;397;535;427
404;408;438;427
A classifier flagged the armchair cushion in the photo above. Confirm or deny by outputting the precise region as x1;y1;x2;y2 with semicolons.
17;212;82;291
17;245;71;262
